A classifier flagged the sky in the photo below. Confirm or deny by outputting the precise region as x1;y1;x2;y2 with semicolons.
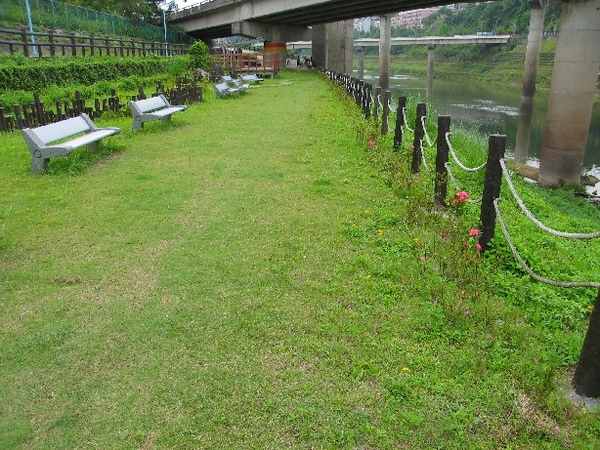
174;0;203;9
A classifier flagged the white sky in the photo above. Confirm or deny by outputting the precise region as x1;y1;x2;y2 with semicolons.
174;0;203;9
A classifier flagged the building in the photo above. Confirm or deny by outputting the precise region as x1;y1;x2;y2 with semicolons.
392;8;439;29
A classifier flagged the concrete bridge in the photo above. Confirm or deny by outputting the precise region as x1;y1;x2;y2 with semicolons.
170;0;480;42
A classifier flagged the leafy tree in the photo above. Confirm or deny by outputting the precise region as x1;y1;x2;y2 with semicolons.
188;40;211;71
61;0;177;26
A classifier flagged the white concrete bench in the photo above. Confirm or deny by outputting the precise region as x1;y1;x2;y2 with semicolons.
241;74;263;84
214;82;239;99
129;94;187;130
21;113;121;173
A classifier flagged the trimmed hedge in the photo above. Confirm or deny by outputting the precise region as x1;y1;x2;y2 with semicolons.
0;56;174;91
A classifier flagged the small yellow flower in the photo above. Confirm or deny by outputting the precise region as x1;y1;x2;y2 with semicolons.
402;367;410;373
364;209;371;214
588;305;594;311
351;223;357;227
366;274;371;280
378;229;384;235
413;237;419;243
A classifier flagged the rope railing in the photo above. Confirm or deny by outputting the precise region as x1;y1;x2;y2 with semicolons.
446;132;487;172
494;199;600;288
402;107;414;132
419;140;432;172
500;158;600;239
319;76;599;290
421;116;434;148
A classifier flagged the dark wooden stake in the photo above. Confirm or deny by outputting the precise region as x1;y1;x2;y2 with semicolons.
393;96;406;151
574;287;600;398
434;115;451;211
381;90;391;135
478;134;506;252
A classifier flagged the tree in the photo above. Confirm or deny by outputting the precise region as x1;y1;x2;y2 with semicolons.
61;0;177;26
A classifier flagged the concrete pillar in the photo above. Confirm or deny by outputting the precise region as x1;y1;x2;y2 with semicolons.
357;47;365;79
538;0;600;185
312;24;326;68
514;0;548;162
313;20;353;73
379;14;392;90
426;44;435;98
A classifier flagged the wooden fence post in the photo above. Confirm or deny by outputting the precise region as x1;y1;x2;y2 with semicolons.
381;90;391;135
70;33;77;57
574;287;600;398
394;96;406;151
21;28;29;57
373;87;381;122
49;29;56;57
478;134;506;252
434;115;451;211
411;103;427;173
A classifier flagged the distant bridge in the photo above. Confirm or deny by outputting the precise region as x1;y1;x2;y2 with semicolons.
287;35;512;50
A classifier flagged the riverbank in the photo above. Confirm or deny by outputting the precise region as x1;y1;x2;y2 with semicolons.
358;37;558;90
1;70;599;448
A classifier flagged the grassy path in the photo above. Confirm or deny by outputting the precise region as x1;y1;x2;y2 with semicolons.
1;71;598;449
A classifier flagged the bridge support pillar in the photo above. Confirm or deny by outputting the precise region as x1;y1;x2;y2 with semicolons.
379;14;392;90
357;47;365;79
515;0;548;162
539;0;600;185
426;44;435;97
312;20;353;73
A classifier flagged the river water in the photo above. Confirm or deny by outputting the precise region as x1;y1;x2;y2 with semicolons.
362;73;600;170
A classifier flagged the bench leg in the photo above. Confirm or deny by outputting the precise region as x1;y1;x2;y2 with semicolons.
133;117;144;130
160;115;172;122
32;155;49;173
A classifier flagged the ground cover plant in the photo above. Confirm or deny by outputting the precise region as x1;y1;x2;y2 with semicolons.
1;70;599;449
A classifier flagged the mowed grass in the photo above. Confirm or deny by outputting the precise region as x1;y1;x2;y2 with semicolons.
1;71;599;449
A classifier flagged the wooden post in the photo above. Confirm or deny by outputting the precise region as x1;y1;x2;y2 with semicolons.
394;96;406;151
574;288;600;398
49;30;56;57
90;34;95;57
381;90;391;135
434;116;452;211
373;87;382;122
21;28;29;57
478;134;506;252
411;103;427;173
70;33;77;57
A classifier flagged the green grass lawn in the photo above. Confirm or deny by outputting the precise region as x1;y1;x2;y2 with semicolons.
1;70;599;449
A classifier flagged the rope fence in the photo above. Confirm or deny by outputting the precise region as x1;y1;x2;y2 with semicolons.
321;68;600;292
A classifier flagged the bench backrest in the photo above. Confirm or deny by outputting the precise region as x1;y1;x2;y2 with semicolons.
133;96;169;113
30;115;92;144
214;83;230;92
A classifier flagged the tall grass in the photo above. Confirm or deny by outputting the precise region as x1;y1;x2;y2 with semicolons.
1;70;599;449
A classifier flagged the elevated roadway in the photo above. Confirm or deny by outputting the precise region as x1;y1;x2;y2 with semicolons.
170;0;481;41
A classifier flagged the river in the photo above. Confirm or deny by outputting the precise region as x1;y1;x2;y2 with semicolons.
362;73;600;171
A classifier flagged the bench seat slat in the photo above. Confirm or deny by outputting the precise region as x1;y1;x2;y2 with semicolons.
44;129;119;152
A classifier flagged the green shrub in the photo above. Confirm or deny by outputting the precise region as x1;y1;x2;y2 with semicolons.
188;40;211;70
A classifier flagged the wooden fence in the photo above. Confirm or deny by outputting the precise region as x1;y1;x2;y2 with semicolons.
212;52;281;76
0;75;203;133
0;27;189;58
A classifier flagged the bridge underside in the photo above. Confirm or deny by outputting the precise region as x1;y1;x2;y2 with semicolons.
254;0;478;27
173;0;481;42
